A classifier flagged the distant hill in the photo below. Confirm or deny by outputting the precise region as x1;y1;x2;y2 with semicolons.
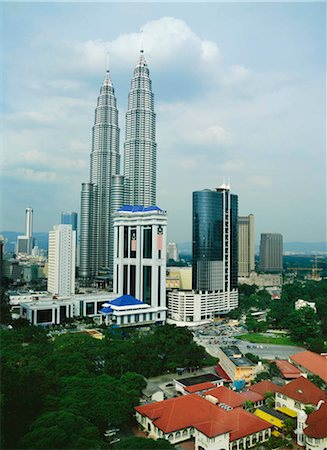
1;231;49;252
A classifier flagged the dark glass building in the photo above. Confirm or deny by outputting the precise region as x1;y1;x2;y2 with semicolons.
192;186;238;292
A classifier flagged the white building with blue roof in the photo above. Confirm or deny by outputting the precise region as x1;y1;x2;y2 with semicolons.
113;206;167;321
99;294;165;327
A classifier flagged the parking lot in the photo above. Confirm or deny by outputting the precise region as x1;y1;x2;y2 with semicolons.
191;321;304;361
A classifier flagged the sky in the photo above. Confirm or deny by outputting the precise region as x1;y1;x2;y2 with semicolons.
1;1;326;244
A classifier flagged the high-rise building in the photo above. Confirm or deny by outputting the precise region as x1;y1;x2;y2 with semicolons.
238;214;255;277
17;207;34;255
167;184;238;324
61;211;78;232
259;233;283;273
47;224;76;297
79;65;121;282
113;205;167;310
192;186;238;293
124;50;157;207
167;242;179;262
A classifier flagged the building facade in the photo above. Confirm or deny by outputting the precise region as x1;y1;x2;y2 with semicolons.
238;214;255;277
47;224;76;297
113;206;167;310
124;50;157;207
167;242;179;262
79;66;121;282
259;233;283;273
192;185;238;293
17;207;34;255
217;346;256;384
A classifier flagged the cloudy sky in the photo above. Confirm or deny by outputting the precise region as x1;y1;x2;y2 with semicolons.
1;1;326;244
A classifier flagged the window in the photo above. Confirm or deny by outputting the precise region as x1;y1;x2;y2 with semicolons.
158;267;161;306
143;226;152;258
85;303;94;315
130;265;136;297
124;226;128;257
123;265;128;295
143;266;152;304
130;228;136;258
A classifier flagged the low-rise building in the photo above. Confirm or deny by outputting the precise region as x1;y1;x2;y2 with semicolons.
238;272;282;287
290;350;327;384
135;394;272;449
175;374;224;395
249;380;281;397
274;359;303;381
295;299;317;312
275;377;327;415
254;405;295;437
205;386;247;411
168;290;238;326
297;402;327;449
217;346;256;384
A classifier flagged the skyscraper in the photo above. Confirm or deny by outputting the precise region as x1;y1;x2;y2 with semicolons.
192;186;238;293
124;50;157;207
238;214;255;277
47;224;76;297
61;211;78;232
168;184;238;323
259;233;283;273
17;207;34;255
79;65;121;281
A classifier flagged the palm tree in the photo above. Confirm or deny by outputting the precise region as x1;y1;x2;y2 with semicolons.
264;391;275;408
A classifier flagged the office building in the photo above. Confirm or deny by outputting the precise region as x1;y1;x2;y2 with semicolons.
17;207;34;255
47;224;76;297
259;233;283;272
61;211;77;233
192;186;238;291
124;50;157;207
238;214;255;277
168;184;238;325
167;242;179;262
113;205;167;314
79;64;121;282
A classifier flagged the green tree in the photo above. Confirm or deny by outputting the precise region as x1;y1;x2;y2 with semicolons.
18;410;103;449
283;418;295;437
264;391;275;408
307;374;326;390
114;437;175;449
288;307;320;343
243;400;254;412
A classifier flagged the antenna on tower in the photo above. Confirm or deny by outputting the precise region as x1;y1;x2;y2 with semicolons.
106;52;110;73
140;30;144;53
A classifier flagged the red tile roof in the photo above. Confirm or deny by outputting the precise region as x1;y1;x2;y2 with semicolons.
240;390;264;403
135;394;271;439
278;377;327;406
249;380;281;396
304;402;327;439
205;386;245;408
290;351;327;383
184;382;216;393
275;360;302;379
215;364;232;381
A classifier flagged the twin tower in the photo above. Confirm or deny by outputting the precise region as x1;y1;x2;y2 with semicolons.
79;50;157;282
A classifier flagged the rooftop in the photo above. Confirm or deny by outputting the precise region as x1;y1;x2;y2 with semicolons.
135;394;271;439
278;376;327;406
249;380;281;396
256;405;294;423
290;350;327;383
117;205;163;213
205;386;246;409
177;374;222;387
220;346;255;367
240;390;264;403
274;359;302;379
304;402;327;439
184;382;216;394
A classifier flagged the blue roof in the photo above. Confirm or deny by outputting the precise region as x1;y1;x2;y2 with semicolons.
110;294;145;307
118;205;162;213
99;306;113;314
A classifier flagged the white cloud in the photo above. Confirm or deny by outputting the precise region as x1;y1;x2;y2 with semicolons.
191;124;232;145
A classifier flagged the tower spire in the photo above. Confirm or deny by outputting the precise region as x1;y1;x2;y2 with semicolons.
106;51;110;73
140;30;144;53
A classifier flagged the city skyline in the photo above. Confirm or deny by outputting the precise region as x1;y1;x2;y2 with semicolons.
1;2;326;243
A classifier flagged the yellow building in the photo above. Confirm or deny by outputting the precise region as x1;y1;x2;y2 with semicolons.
254;405;294;437
217;346;256;383
166;267;192;290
